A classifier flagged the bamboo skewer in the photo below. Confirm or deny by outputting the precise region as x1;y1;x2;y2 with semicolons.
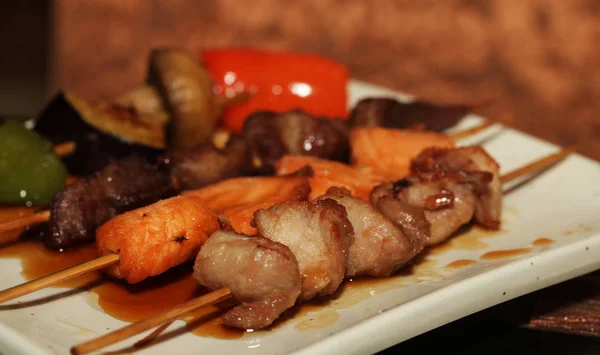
54;141;77;157
449;121;496;140
70;288;232;355
0;210;50;234
500;146;576;184
66;147;575;354
0;146;572;302
0;254;120;303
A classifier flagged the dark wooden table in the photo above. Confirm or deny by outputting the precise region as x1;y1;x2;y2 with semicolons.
380;271;600;354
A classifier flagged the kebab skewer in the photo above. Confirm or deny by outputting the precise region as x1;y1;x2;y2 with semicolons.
0;121;494;244
0;146;571;304
69;146;573;355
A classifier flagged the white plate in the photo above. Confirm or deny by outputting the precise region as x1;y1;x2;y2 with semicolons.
1;80;599;355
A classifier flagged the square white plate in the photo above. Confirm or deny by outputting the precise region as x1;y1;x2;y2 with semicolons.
0;80;599;355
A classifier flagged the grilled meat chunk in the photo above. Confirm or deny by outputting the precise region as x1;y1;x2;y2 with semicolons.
318;187;429;277
376;179;476;246
243;110;349;174
348;98;468;132
168;135;249;190
411;146;501;229
254;198;352;300
193;229;302;330
47;155;175;249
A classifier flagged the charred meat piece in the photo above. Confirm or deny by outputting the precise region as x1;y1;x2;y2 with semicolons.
47;155;176;249
243;110;349;174
370;182;431;247
98;195;219;284
317;187;429;277
194;228;302;330
377;179;476;246
254;199;352;300
168;135;249;189
348;98;468;132
411;146;501;229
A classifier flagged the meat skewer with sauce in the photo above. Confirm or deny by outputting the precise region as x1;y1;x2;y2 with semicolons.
0;172;312;302
42;146;573;355
372;146;502;245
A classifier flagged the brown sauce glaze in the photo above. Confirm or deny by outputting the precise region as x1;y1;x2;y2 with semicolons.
480;248;531;260
446;259;477;269
533;237;554;246
428;225;507;256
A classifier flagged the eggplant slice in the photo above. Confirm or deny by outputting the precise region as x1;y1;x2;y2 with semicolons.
35;92;166;176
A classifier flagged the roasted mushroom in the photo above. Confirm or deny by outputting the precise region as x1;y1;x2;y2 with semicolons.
348;97;469;132
35;48;238;175
148;48;218;152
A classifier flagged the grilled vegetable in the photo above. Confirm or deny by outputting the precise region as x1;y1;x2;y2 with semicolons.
149;48;218;152
202;48;348;133
0;119;67;206
35;93;165;176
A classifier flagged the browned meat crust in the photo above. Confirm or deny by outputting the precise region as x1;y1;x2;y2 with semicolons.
47;155;175;249
348;98;468;132
243;110;349;174
193;229;302;330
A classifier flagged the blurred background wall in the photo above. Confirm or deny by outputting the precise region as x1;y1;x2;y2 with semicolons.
2;0;599;159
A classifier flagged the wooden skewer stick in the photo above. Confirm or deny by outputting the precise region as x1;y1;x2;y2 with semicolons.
70;287;232;355
449;121;496;140
500;146;576;184
0;210;50;234
68;147;576;354
54;141;77;157
0;254;119;304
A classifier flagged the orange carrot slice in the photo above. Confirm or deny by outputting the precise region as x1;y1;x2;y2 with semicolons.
350;127;455;180
276;155;386;201
185;174;310;235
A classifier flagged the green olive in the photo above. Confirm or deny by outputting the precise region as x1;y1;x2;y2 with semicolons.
0;119;67;206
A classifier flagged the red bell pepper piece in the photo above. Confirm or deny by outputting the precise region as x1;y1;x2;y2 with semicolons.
201;48;348;133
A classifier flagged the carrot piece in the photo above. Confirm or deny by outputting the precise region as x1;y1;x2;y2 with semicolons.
185;175;310;235
275;155;386;201
350;127;455;180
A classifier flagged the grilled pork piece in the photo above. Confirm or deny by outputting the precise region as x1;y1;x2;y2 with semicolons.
193;228;302;330
254;198;353;300
243;110;349;174
348;97;468;132
168;135;250;190
97;195;219;284
410;146;501;230
47;155;175;249
376;146;501;246
375;180;476;246
317;187;430;277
